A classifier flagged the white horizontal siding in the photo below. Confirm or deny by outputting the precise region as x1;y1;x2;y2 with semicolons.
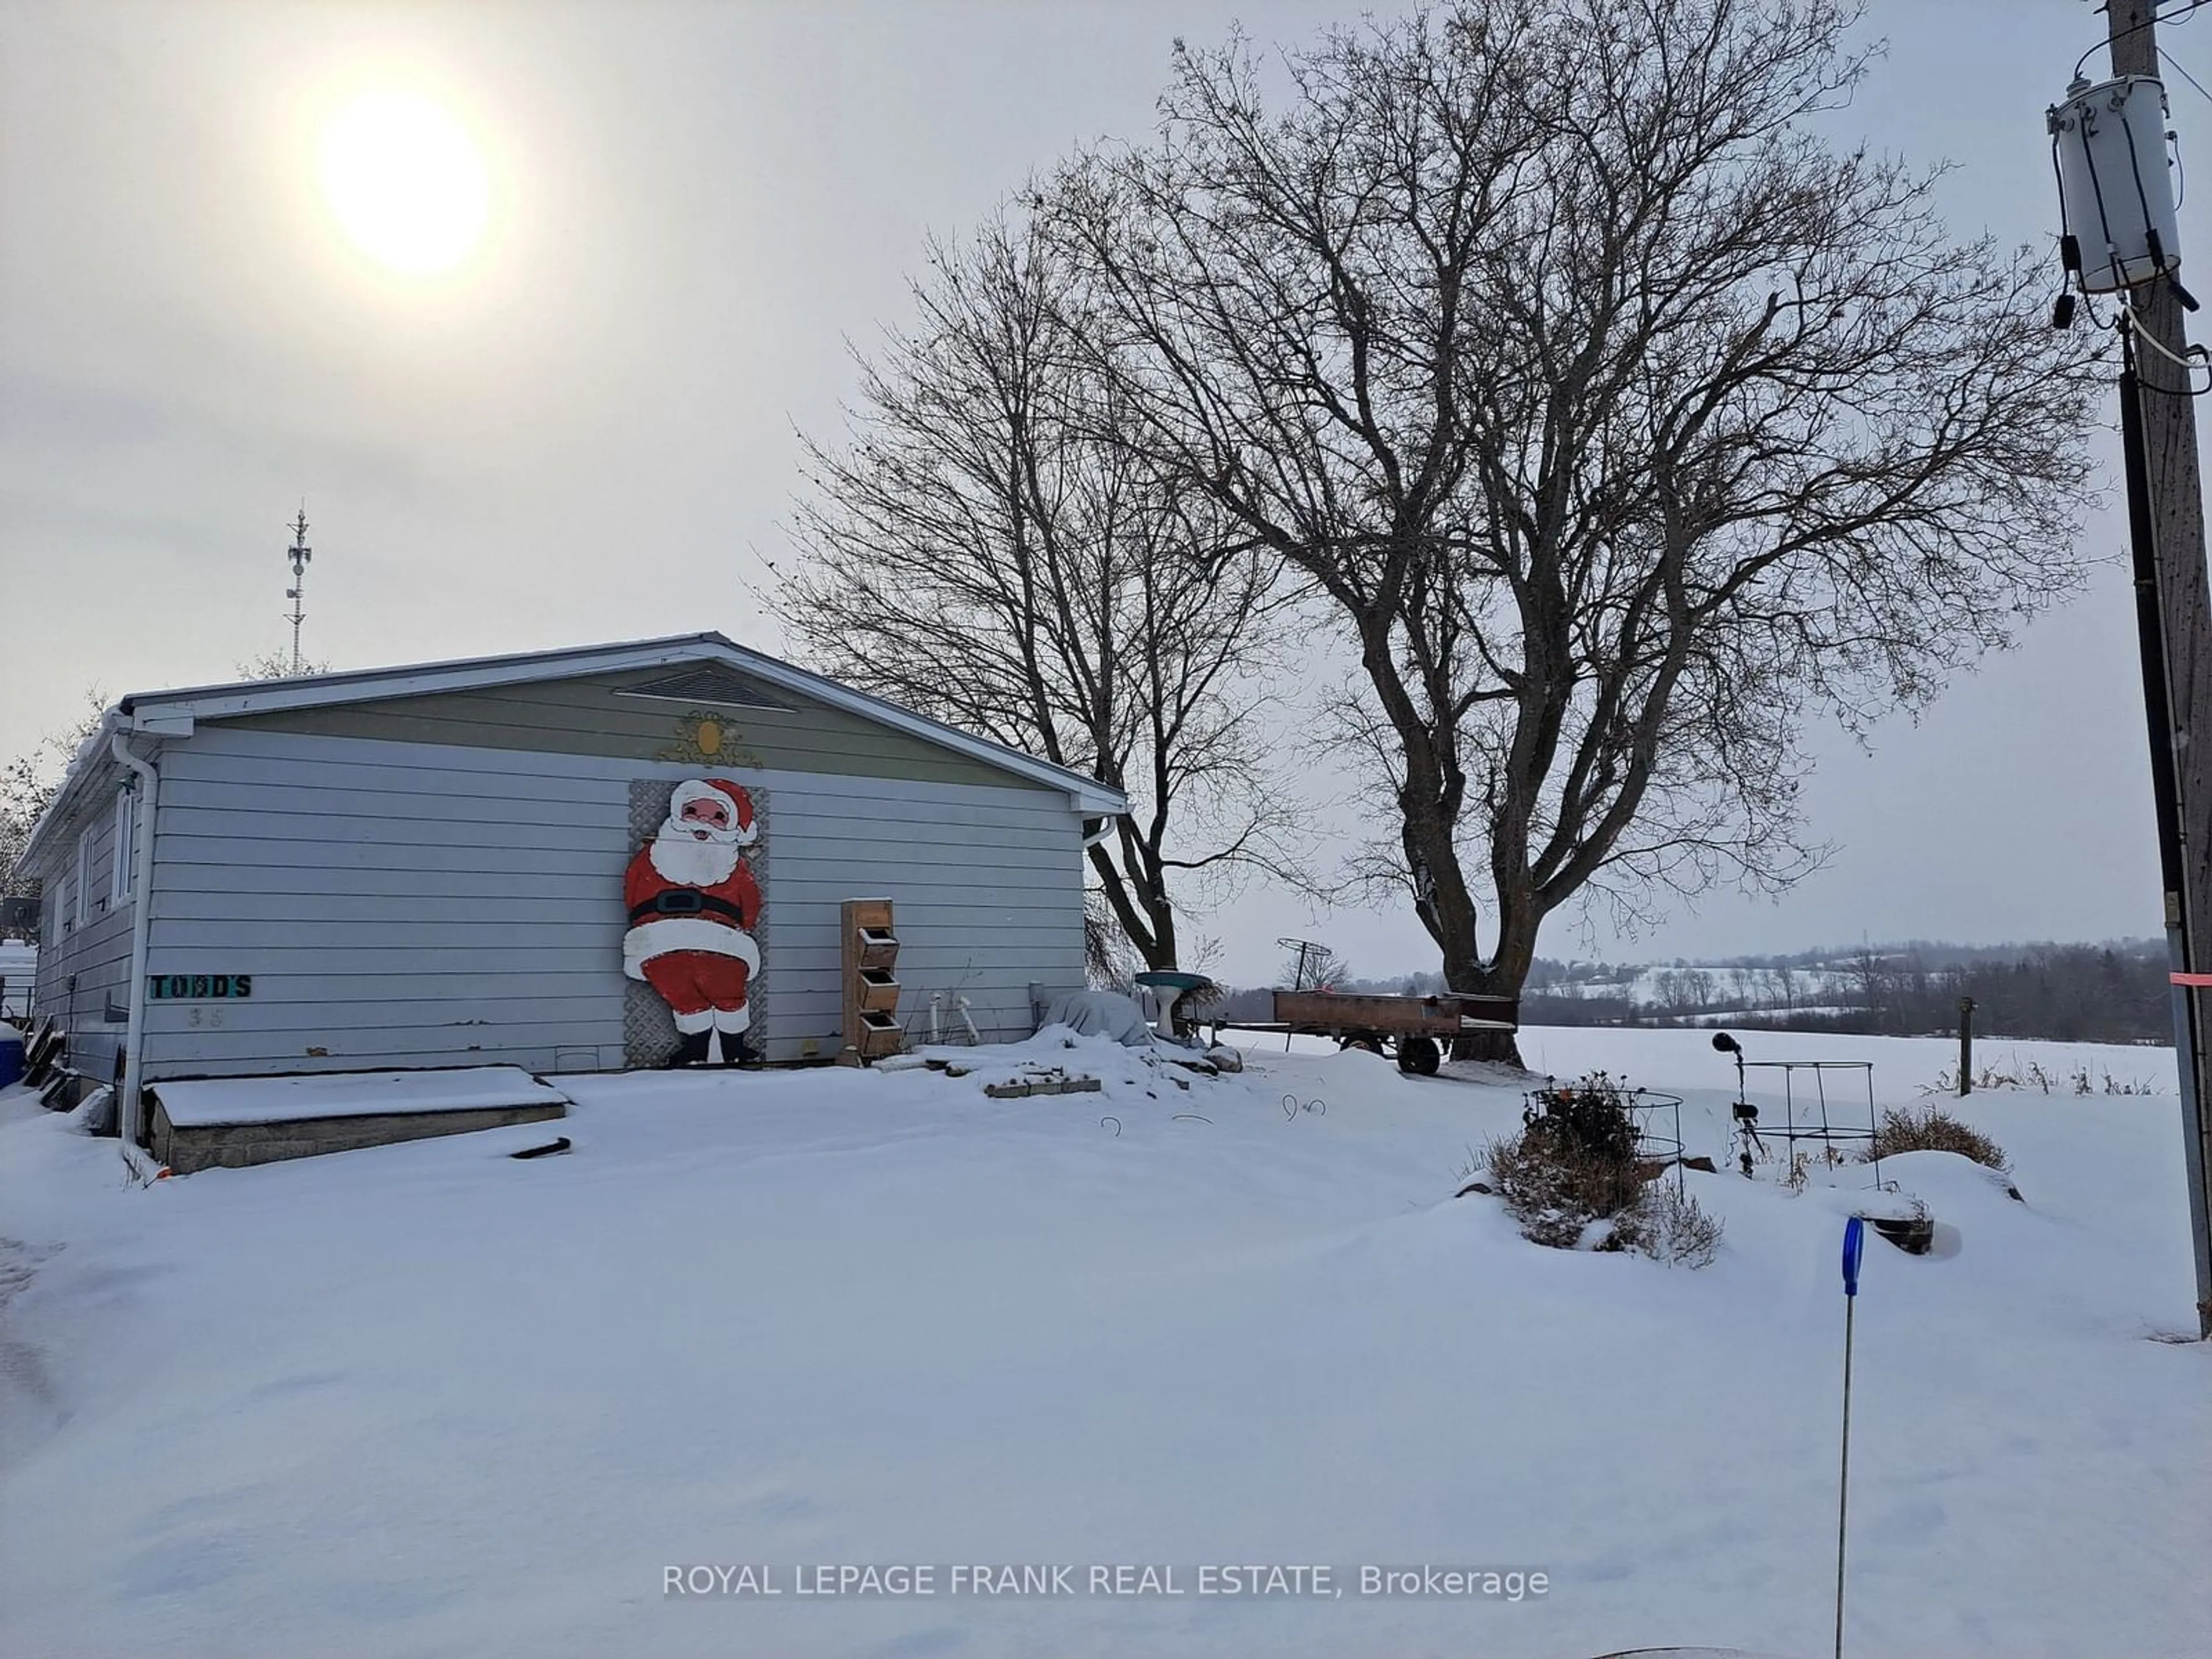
142;725;1087;1076
149;752;627;803
757;933;1083;972
145;993;616;1035
757;808;1082;1054
157;777;633;828
153;893;1081;931
143;733;627;1074
22;751;137;1084
155;862;1075;900
156;836;618;877
140;970;619;1005
153;919;616;950
153;807;624;851
147;1023;622;1069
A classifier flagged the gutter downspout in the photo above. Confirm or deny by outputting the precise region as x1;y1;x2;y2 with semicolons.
109;729;163;1181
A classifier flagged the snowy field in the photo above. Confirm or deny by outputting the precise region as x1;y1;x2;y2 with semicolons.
1;1025;2206;1658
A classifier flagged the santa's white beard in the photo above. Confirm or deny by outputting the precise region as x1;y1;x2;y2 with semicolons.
647;827;744;887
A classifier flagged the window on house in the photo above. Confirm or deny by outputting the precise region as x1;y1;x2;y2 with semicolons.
58;876;75;935
74;828;92;926
112;788;135;903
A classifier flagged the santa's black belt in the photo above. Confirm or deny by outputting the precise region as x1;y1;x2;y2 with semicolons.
630;889;747;924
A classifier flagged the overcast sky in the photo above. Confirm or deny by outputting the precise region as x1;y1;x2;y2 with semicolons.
2;0;2201;984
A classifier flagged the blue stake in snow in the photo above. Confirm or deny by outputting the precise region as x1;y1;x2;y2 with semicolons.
1835;1214;1866;1659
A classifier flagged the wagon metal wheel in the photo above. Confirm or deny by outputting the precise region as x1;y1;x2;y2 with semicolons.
1397;1034;1442;1076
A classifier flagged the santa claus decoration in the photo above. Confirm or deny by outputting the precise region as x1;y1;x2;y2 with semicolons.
623;778;763;1066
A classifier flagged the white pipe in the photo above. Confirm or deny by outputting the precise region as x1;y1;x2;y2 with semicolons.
1081;818;1118;850
109;729;160;1172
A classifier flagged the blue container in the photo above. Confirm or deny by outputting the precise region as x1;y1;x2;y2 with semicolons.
0;1031;22;1091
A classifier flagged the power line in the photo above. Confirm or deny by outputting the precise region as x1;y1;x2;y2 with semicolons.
2078;0;2212;81
2160;41;2212;105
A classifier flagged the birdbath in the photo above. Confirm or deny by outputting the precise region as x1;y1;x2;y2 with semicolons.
1132;970;1214;1043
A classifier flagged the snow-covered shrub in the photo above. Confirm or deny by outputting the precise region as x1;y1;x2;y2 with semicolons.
1867;1105;2008;1172
1480;1130;1639;1248
1480;1133;1724;1266
1484;1074;1643;1248
1609;1185;1725;1268
1479;1073;1722;1266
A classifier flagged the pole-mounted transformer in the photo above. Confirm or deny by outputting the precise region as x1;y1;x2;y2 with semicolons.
2049;74;2195;313
2047;22;2212;1340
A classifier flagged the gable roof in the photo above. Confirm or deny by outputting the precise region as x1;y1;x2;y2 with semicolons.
18;635;1126;874
134;632;1128;813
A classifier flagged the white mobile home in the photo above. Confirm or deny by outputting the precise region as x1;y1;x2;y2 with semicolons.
15;634;1124;1142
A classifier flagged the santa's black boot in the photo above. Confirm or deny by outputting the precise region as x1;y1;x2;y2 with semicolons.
720;1030;758;1067
662;1031;713;1069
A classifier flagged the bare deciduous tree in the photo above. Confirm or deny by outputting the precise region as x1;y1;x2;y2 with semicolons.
1051;0;2097;1056
1;688;108;891
777;210;1302;972
1281;939;1351;991
234;650;331;680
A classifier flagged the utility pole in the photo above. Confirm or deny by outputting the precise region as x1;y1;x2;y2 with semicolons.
284;506;312;676
2105;2;2212;1337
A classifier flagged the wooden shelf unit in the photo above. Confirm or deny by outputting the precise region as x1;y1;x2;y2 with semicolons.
839;898;902;1063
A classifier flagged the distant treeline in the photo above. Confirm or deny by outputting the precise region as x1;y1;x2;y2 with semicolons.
1207;940;2173;1046
1760;942;2172;1045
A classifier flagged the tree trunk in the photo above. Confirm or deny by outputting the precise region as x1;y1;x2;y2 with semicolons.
1396;753;1539;1066
1086;834;1184;974
1421;855;1539;1069
1140;897;1179;973
1442;927;1536;1068
1441;961;1524;1066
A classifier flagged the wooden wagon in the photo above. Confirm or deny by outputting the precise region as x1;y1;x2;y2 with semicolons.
1256;988;1518;1076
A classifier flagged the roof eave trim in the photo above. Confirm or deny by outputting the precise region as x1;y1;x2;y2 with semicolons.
115;632;1131;814
122;638;724;725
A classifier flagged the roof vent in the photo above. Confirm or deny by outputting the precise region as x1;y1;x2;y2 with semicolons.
616;666;794;710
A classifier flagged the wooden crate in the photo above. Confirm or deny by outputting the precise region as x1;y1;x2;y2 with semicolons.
855;1009;903;1058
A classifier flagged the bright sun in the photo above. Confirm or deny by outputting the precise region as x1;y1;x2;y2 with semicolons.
319;92;488;276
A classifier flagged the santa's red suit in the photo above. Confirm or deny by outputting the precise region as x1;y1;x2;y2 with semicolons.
623;779;762;1042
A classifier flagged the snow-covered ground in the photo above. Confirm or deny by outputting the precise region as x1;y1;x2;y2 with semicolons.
1;1025;2206;1658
